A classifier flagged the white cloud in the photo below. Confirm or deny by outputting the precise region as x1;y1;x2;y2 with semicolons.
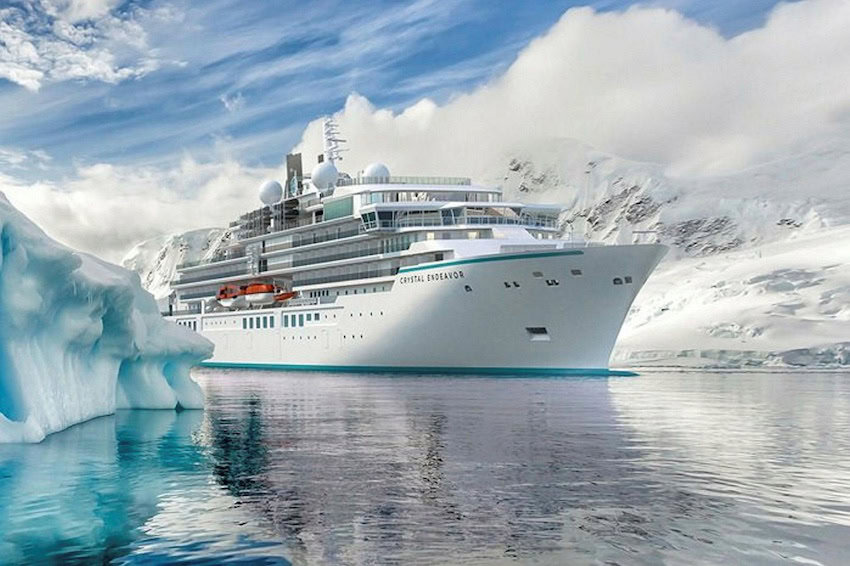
220;91;245;112
294;0;850;177
0;147;52;169
4;0;850;264
1;157;282;261
43;0;121;23
0;2;168;91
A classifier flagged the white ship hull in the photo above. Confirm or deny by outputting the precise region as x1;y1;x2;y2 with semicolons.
171;245;665;374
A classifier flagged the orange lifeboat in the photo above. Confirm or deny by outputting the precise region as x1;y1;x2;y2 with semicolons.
217;284;246;308
244;282;276;306
274;291;297;302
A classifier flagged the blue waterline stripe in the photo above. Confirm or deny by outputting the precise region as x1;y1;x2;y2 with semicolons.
198;361;635;377
398;249;584;273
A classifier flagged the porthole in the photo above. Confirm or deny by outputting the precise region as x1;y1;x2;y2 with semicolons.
571;269;583;276
613;278;623;285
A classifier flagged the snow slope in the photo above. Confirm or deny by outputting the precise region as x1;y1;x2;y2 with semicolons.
0;193;213;443
488;138;850;368
122;228;231;299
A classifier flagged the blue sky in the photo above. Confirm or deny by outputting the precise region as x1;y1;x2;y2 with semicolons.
0;0;790;181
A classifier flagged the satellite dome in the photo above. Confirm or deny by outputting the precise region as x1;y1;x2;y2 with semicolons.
363;162;390;179
259;180;283;205
311;161;338;191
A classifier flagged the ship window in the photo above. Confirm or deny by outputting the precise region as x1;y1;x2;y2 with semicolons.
249;318;253;329
263;317;268;329
526;327;550;342
532;271;543;278
613;278;623;285
306;313;312;322
283;315;288;328
315;313;320;321
625;276;633;284
291;315;296;326
299;314;304;326
256;316;261;328
435;253;444;261
571;269;583;276
270;317;274;328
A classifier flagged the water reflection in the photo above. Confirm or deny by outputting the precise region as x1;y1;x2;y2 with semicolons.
0;409;288;565
193;370;850;565
2;371;850;565
194;372;666;564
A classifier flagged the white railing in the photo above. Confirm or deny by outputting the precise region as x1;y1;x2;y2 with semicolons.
360;214;558;232
337;175;471;187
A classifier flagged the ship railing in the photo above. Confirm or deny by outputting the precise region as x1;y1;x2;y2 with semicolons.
165;306;201;317
294;267;399;288
175;267;252;285
337;175;471;187
286;297;320;307
177;249;246;270
359;214;558;232
264;228;361;254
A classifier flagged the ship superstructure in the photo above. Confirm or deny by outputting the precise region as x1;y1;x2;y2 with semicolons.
167;118;665;373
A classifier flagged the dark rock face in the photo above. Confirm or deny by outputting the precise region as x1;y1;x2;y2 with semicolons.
661;217;742;256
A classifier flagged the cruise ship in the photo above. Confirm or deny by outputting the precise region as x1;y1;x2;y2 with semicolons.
166;119;666;374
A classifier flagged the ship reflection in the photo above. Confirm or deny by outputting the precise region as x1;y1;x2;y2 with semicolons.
196;372;682;564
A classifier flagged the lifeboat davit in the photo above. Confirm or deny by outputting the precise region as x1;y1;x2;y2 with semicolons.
244;282;277;306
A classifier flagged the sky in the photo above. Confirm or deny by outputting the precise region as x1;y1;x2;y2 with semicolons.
2;0;848;260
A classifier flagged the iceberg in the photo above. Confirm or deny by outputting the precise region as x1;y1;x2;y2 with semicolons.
0;192;212;443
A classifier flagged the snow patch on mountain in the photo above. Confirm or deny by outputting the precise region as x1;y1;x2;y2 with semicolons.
122;229;231;299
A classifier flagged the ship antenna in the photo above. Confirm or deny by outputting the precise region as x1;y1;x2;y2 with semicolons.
322;117;347;164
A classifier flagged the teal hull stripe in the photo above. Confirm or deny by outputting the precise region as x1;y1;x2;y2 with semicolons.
398;249;584;274
198;361;634;377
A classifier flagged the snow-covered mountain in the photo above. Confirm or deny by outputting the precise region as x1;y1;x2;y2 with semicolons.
122;228;232;299
125;137;850;368
488;138;850;368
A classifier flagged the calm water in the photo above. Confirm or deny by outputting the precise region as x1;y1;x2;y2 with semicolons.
1;371;849;565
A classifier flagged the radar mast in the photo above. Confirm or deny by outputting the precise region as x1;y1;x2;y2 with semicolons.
322;117;346;164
